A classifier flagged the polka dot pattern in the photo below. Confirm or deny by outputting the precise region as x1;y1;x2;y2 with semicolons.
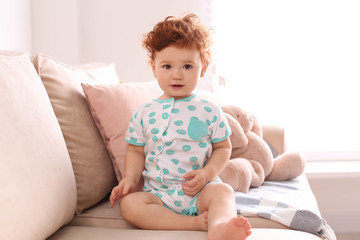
125;94;231;216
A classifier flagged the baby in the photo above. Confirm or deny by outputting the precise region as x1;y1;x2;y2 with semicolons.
110;13;251;240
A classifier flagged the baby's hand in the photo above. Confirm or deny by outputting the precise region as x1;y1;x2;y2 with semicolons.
109;177;136;208
182;169;209;196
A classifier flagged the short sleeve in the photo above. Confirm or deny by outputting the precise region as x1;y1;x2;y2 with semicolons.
125;107;146;146
210;105;232;143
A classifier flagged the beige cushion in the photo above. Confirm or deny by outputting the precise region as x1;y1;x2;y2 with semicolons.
32;54;118;213
49;227;207;240
0;50;77;240
82;81;162;181
69;198;289;230
69;199;135;229
49;227;322;240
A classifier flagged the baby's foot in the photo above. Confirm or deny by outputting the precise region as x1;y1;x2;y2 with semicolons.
192;211;208;231
207;216;251;240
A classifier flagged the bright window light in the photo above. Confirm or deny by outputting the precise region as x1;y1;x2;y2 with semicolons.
211;0;360;153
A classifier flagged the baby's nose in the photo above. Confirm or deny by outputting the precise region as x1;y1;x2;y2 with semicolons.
172;68;183;80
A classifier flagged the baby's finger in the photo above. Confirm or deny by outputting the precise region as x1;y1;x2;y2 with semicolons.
182;183;198;196
184;178;195;188
182;187;193;196
122;183;130;195
109;189;118;208
183;171;196;179
184;188;198;197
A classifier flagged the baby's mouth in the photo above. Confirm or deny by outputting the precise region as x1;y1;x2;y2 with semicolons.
171;84;184;88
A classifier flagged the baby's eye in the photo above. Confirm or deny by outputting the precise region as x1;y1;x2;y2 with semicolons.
162;64;171;70
184;64;192;70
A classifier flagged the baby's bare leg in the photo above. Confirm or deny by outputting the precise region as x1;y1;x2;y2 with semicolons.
120;191;207;231
197;183;252;240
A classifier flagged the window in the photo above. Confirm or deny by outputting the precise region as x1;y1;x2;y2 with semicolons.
211;0;360;155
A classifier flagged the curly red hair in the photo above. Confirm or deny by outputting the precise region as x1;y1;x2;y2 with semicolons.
143;13;212;71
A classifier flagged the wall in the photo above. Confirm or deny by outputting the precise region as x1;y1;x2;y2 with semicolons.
0;0;32;53
31;0;213;86
31;0;79;64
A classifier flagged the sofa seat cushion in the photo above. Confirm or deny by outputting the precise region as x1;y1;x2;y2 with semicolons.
0;50;77;240
68;197;289;230
32;54;119;213
68;197;134;229
48;226;321;240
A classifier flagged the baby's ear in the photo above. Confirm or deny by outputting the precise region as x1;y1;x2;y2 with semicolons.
151;61;157;78
200;66;207;77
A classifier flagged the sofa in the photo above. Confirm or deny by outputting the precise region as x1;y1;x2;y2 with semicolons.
1;50;328;240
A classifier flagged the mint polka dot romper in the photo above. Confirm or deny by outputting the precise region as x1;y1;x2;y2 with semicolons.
125;94;231;216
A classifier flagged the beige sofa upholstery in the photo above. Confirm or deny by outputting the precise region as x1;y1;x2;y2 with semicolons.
0;50;322;240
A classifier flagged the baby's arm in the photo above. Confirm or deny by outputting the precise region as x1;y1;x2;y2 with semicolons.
183;138;231;196
110;144;145;208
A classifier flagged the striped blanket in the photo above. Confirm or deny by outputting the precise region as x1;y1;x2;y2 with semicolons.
235;174;336;240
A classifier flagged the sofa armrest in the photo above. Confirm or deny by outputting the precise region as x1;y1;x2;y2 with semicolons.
262;124;287;155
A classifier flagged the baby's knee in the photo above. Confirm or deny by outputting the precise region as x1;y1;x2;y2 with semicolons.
213;182;235;197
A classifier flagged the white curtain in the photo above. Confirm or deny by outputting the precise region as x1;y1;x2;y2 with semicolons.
211;0;360;154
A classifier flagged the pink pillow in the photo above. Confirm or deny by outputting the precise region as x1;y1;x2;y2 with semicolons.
82;81;163;181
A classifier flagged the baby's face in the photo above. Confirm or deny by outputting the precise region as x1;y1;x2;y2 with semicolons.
151;46;204;100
